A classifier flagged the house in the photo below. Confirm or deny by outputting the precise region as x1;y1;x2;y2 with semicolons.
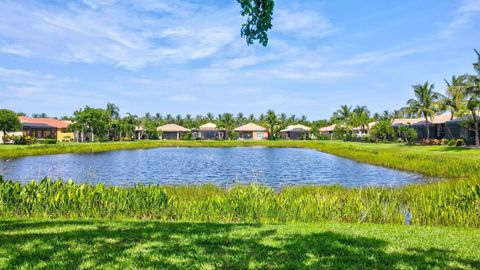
319;124;336;138
234;123;268;140
280;124;311;140
19;116;73;141
157;124;190;140
409;114;454;140
193;123;226;140
352;122;377;136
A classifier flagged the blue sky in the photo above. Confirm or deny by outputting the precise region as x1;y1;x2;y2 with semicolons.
0;0;479;119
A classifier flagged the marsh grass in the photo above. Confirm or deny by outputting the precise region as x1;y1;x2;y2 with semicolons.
1;178;479;227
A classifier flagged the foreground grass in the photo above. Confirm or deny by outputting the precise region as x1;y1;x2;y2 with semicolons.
0;219;479;270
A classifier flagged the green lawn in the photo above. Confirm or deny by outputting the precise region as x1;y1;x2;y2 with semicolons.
1;219;479;269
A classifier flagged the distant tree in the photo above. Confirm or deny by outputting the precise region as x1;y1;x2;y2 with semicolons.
264;110;278;140
332;105;352;124
442;75;468;120
237;0;274;46
16;112;26;117
406;82;443;139
0;109;22;141
350;105;370;133
465;49;480;146
73;106;109;142
218;113;235;139
31;113;48;118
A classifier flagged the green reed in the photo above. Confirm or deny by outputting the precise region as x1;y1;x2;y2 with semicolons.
1;178;479;227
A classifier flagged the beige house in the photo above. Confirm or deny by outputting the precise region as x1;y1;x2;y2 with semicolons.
319;124;336;138
234;123;268;140
280;124;311;140
157;124;190;140
193;122;226;140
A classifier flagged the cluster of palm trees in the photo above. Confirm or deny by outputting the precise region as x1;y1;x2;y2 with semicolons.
329;50;480;145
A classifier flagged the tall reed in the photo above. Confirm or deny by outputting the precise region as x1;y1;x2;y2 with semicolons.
1;178;479;226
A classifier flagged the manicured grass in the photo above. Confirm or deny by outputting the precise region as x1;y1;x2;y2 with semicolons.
0;218;479;269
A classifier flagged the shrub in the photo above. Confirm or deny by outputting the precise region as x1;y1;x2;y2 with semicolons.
456;138;465;147
441;138;449;145
121;137;133;141
183;132;193;140
316;133;330;140
332;126;347;140
448;139;456;146
37;138;57;144
370;120;394;142
11;135;36;145
397;126;418;145
362;135;373;142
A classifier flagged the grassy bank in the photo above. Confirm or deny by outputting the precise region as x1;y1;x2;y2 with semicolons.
1;218;479;269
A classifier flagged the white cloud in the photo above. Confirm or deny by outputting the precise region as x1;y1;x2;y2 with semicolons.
167;94;197;102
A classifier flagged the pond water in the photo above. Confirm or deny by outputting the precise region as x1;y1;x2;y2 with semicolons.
0;147;429;188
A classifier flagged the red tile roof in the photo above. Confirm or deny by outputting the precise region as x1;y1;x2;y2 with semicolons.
19;116;70;129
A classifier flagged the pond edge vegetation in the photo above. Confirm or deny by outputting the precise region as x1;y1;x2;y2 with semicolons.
1;141;479;227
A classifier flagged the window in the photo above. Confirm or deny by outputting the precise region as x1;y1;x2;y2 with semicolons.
256;132;264;139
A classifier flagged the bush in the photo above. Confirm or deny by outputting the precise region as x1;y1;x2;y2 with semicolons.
37;138;57;144
370;120;394;142
441;138;449;145
121;137;133;141
11;135;36;145
456;138;465;147
332;126;347;140
362;135;373;142
183;132;193;140
316;133;330;140
397;126;418;145
448;139;456;146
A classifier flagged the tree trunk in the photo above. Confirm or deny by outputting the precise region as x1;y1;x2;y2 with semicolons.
424;115;429;139
91;128;94;142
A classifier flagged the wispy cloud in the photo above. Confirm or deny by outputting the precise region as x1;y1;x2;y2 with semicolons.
167;94;197;102
443;0;480;36
0;1;239;69
274;9;333;38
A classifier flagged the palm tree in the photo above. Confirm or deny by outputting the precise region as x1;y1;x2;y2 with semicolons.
464;49;480;146
264;110;278;140
248;114;256;122
333;105;352;124
106;102;120;139
406;82;442;139
278;113;288;130
443;75;468;120
206;112;215;121
236;112;245;126
218;113;235;139
351;105;370;133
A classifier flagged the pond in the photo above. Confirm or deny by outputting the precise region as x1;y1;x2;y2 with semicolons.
0;147;429;188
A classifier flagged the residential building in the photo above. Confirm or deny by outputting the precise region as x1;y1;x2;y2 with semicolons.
157;124;190;140
280;124;311;140
234;123;268;140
